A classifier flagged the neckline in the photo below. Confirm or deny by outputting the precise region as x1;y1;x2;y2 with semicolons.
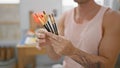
73;6;103;25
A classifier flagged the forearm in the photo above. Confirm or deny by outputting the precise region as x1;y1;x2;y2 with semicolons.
69;48;109;68
45;45;61;60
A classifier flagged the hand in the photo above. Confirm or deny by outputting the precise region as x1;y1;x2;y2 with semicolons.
46;32;76;56
35;29;51;50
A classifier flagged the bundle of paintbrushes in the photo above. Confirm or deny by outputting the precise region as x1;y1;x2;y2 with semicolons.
32;11;58;35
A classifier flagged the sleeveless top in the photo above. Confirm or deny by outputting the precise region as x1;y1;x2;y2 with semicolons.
63;7;108;68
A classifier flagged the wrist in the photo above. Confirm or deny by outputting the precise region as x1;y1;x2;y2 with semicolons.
68;47;78;57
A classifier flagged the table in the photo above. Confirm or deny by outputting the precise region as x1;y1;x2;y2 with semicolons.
17;44;46;68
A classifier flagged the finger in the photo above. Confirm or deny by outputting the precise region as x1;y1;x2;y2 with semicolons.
36;33;46;39
45;31;65;43
36;38;46;44
36;39;47;47
45;32;58;40
35;28;47;36
57;35;64;42
48;38;59;46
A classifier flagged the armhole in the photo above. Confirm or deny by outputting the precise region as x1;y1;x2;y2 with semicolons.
57;11;68;36
98;7;110;55
57;9;74;36
101;8;110;37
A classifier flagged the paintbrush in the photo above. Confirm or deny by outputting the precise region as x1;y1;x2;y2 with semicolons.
48;15;56;34
42;11;54;33
32;13;51;32
49;14;58;35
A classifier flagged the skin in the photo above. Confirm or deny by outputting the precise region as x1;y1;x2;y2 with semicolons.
36;0;120;68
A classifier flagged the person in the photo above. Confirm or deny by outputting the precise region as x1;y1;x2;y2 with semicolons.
36;0;120;68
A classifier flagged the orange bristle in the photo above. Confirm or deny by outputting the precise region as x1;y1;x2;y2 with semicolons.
37;13;46;23
33;12;51;32
32;13;40;24
40;15;45;22
41;15;44;18
35;13;45;25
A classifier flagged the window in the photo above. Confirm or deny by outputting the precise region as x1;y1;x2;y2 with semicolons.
62;0;77;7
94;0;104;5
62;0;77;12
0;0;20;4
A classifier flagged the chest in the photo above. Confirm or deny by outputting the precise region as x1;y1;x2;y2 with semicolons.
64;21;102;54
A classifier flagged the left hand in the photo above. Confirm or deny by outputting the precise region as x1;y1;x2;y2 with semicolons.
45;32;76;56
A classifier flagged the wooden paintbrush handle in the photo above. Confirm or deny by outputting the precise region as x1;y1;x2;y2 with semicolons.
44;25;51;32
47;21;54;33
54;23;58;35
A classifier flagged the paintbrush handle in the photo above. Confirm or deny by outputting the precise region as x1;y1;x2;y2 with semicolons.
54;23;58;35
47;21;54;33
52;24;56;34
44;25;51;32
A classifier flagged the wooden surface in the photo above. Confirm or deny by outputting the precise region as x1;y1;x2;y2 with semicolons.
0;47;14;61
17;44;46;68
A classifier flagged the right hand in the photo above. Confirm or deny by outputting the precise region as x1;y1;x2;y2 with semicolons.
35;29;51;50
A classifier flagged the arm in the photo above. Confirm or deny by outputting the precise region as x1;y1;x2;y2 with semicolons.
69;10;120;68
45;12;67;60
44;10;120;67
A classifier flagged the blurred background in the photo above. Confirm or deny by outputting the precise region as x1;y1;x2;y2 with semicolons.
0;0;120;68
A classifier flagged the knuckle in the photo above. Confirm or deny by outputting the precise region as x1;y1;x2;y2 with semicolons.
36;39;46;44
58;37;62;41
39;34;46;38
35;29;46;36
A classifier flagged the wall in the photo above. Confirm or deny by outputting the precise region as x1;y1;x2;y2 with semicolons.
0;4;20;46
20;0;62;31
20;0;63;66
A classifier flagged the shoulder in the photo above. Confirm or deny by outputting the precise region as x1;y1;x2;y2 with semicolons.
104;8;120;25
57;8;74;35
57;7;72;35
103;8;120;32
59;8;74;21
105;8;120;20
57;8;74;26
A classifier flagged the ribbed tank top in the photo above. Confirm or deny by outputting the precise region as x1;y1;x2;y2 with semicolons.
63;7;108;68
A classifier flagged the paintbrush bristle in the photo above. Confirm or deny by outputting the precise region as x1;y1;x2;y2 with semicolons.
43;11;46;15
42;11;48;22
32;13;40;24
39;14;46;23
35;13;45;25
49;15;54;24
